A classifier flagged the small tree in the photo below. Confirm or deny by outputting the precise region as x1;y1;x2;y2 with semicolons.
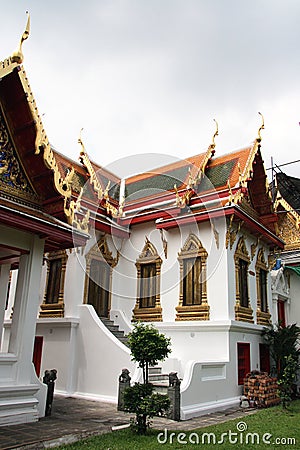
123;383;170;434
262;323;300;379
127;322;171;383
278;355;299;409
124;323;171;434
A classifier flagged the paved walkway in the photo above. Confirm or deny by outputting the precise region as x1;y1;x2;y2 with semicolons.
0;395;257;449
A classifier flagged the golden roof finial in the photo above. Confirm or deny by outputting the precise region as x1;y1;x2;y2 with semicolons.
256;111;265;143
78;128;86;154
11;11;30;64
210;118;219;150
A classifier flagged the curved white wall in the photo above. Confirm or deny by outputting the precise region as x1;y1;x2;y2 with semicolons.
75;305;137;401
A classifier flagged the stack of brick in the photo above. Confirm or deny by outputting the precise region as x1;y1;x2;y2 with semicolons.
243;371;281;408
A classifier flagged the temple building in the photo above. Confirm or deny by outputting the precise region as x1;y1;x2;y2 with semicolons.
0;16;298;425
270;171;300;330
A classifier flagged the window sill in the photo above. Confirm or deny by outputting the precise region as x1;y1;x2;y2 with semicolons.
235;305;254;323
39;302;64;318
175;304;210;321
257;310;271;325
132;306;162;322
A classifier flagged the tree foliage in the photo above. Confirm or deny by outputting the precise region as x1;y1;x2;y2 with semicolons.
123;383;170;434
124;323;172;434
278;355;299;409
127;322;171;383
262;323;300;379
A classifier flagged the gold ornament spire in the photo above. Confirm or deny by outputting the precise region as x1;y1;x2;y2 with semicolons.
210;118;219;150
256;112;265;143
11;11;30;64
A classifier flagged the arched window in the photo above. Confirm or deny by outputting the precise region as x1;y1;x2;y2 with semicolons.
84;236;118;318
256;248;271;325
234;237;253;322
176;234;209;321
40;250;68;318
132;238;162;322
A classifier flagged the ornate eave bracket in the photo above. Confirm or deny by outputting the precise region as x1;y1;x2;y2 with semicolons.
174;119;218;209
63;187;90;233
225;214;244;250
188;119;218;190
78;130;124;218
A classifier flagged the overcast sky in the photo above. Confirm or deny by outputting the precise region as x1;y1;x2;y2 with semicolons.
2;0;300;178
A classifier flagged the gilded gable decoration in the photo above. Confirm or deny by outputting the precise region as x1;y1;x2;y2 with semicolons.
160;229;168;258
176;233;209;321
0;109;38;203
78;130;124;218
2;15;76;207
225;215;244;250
0;14;89;230
251;237;260;260
235;236;250;260
211;221;220;249
63;187;90;233
174;119;218;208
188;119;218;189
21;70;74;199
85;235;120;268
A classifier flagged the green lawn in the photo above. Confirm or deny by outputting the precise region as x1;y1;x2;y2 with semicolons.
62;400;300;450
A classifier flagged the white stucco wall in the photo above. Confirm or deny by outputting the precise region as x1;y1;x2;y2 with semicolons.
35;321;73;392
286;271;300;326
75;305;137;401
64;249;86;318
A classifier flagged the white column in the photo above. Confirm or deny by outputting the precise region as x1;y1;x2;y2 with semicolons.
8;235;45;384
65;322;79;394
0;264;11;349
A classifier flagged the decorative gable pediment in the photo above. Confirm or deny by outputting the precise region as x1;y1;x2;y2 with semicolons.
234;237;250;262
86;235;119;267
0;108;39;204
137;237;161;263
271;267;290;296
178;233;208;259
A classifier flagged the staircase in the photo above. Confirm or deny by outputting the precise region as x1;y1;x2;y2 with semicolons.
148;366;169;393
100;317;129;346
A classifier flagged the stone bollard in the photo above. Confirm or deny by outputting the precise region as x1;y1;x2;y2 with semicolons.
43;369;57;416
117;368;131;411
167;372;181;421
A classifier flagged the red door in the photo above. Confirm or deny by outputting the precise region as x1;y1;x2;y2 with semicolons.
278;300;286;327
33;336;43;377
259;343;270;374
237;343;250;385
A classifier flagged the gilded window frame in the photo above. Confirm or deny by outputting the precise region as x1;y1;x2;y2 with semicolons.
255;247;271;325
83;236;118;317
176;233;209;321
132;239;162;322
234;237;253;323
40;250;68;318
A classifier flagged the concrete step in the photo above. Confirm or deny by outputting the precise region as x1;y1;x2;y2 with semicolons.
100;317;128;346
149;374;169;382
152;384;169;394
149;366;162;375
